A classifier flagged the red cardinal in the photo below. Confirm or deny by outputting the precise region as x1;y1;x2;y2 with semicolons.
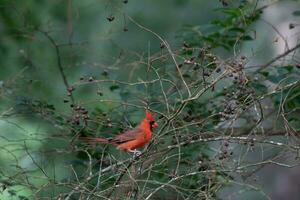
80;111;158;152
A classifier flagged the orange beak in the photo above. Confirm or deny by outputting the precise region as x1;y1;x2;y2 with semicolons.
152;122;158;128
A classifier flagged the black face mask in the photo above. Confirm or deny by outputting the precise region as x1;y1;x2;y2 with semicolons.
149;121;155;130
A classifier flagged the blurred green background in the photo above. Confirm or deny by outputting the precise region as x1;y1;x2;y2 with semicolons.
1;0;300;199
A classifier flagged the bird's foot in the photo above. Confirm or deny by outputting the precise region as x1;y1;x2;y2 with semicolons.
129;149;142;158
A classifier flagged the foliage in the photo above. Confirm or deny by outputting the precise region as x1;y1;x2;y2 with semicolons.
178;3;261;50
0;0;300;199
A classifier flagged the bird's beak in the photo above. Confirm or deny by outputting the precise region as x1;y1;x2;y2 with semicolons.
153;122;158;128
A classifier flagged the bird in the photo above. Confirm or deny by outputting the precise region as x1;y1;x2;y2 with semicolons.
80;110;158;154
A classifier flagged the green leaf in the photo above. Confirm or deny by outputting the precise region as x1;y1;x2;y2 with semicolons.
289;118;300;131
228;27;245;33
250;82;268;93
282;65;294;72
211;19;227;27
109;85;119;91
292;10;300;16
268;75;284;83
215;8;241;17
277;67;289;75
241;35;253;41
259;71;269;77
183;73;191;78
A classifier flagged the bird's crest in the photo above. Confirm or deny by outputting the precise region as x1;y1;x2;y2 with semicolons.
145;110;154;121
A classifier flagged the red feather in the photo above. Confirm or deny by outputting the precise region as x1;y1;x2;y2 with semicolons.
79;110;158;151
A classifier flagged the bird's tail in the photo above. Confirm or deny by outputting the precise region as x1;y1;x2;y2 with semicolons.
79;137;110;144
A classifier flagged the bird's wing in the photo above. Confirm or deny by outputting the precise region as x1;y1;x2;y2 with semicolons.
111;128;143;144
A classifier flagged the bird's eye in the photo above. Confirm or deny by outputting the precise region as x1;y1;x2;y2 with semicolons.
149;121;157;127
